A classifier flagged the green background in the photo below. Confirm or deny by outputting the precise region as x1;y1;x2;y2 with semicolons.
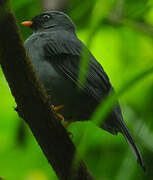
0;0;153;179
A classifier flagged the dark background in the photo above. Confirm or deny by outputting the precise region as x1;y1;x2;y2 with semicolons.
0;0;153;179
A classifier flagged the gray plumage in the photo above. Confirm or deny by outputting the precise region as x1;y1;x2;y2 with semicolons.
24;11;145;170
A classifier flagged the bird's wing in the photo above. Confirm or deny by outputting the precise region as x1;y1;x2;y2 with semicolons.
44;33;145;169
44;32;112;102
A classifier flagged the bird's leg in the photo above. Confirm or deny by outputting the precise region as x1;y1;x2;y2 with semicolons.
52;105;73;137
52;105;64;122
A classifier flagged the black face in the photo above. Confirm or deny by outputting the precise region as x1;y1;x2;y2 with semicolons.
31;11;75;32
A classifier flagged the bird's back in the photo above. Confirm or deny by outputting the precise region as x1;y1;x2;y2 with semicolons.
22;9;145;169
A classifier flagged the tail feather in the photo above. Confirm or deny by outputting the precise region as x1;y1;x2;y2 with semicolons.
118;119;145;171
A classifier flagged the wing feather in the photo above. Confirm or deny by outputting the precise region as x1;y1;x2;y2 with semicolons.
44;31;112;101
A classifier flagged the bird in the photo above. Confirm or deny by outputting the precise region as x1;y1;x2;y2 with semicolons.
21;11;145;170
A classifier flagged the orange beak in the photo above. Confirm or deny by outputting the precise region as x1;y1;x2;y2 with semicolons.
21;21;33;27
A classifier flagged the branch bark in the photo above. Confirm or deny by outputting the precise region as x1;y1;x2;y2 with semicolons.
0;1;94;180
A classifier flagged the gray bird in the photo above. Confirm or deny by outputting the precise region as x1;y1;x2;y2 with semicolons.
22;11;145;170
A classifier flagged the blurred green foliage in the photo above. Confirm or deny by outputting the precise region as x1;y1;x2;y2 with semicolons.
0;0;153;179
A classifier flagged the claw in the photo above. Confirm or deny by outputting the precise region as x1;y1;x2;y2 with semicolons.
52;105;73;131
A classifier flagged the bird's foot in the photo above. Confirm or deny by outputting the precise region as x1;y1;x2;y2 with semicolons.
52;105;73;137
52;105;64;122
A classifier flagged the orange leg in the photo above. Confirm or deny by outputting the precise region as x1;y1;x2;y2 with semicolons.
52;105;73;136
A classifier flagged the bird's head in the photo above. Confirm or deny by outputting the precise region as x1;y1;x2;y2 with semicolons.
21;11;75;33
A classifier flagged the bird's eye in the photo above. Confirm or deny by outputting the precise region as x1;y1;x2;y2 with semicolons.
43;14;50;19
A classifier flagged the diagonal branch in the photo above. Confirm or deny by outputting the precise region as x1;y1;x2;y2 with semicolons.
0;1;94;180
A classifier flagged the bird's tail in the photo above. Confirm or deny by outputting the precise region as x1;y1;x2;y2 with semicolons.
118;118;145;171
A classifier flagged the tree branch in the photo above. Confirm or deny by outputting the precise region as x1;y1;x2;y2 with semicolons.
0;1;94;180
